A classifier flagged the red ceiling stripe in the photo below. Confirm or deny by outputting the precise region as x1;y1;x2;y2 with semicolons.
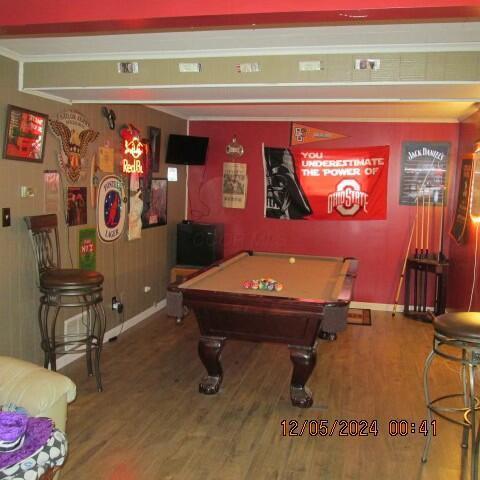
1;3;479;36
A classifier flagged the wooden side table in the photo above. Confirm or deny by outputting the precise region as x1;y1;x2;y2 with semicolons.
404;256;449;321
170;265;201;284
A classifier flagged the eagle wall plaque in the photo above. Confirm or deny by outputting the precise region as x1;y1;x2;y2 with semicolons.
49;110;99;183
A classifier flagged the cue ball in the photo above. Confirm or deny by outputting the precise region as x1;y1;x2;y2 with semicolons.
289;257;296;264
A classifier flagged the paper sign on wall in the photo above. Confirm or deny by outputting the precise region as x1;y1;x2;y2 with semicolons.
44;170;60;213
98;146;115;172
223;162;247;209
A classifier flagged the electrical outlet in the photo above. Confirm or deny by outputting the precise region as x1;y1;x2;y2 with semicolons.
2;208;11;227
112;296;124;313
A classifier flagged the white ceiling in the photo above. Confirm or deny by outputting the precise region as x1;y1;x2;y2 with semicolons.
1;22;480;121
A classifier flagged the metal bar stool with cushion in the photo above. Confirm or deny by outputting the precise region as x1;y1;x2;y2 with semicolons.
422;312;480;480
24;214;106;392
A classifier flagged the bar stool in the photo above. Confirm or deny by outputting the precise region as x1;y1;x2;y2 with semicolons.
24;214;106;391
422;312;480;479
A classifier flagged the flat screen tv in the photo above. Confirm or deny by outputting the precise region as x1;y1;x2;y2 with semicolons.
166;134;209;165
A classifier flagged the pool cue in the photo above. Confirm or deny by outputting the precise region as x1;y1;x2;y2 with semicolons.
426;190;431;258
415;194;419;258
438;186;446;261
414;260;419;312
392;216;416;317
421;193;425;258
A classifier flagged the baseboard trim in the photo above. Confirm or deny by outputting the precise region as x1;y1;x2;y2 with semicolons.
56;299;166;371
350;301;404;312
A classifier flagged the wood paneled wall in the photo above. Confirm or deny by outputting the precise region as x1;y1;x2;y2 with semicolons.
0;55;187;362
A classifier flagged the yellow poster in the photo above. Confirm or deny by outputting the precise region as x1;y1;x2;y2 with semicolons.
98;146;115;172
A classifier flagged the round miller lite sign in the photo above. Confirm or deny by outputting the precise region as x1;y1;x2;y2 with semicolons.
97;175;126;242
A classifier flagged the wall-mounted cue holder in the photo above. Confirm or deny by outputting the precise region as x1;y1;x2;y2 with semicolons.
404;184;449;322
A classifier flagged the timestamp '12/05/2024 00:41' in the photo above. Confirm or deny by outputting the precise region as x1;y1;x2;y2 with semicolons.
281;419;437;437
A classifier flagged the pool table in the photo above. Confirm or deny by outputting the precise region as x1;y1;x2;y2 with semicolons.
169;251;358;408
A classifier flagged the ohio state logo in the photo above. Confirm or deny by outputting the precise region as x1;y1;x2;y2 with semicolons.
327;179;368;216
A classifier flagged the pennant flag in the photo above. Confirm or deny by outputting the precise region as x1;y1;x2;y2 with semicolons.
290;123;346;146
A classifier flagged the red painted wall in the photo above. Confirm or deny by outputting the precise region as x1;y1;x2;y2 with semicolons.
448;110;480;310
188;120;459;304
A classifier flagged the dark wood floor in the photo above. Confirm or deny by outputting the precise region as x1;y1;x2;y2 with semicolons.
60;309;467;480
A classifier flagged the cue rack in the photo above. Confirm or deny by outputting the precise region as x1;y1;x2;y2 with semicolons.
393;184;449;320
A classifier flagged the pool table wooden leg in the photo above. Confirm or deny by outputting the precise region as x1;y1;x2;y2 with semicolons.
198;335;227;395
288;344;317;408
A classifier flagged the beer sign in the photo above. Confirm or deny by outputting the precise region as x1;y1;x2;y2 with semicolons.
97;175;126;242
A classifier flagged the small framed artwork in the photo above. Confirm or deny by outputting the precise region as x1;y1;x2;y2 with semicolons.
3;105;48;162
149;127;161;172
142;178;167;228
67;186;88;226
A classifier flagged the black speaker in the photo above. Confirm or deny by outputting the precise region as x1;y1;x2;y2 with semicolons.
177;222;224;266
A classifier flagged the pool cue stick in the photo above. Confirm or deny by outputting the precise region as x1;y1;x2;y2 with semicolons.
414;261;419;312
426;190;431;258
392;216;416;316
415;194;419;258
438;186;446;261
421;193;425;258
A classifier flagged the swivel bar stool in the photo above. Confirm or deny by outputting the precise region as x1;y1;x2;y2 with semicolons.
422;312;480;480
25;214;106;391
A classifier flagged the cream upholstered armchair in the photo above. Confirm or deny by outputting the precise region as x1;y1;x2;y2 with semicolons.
0;355;76;431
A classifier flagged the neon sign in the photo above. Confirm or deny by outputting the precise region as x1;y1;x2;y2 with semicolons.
120;124;144;174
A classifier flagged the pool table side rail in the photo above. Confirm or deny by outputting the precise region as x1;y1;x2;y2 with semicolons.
168;251;249;290
169;253;359;310
336;257;358;303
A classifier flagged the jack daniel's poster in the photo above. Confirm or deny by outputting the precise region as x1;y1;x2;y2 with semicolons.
399;142;450;206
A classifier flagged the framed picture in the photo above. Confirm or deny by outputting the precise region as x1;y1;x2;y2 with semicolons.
149;127;161;172
3;105;48;162
142;178;167;228
399;141;450;206
66;187;87;226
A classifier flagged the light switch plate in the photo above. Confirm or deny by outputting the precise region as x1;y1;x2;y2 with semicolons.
2;208;11;227
20;186;35;198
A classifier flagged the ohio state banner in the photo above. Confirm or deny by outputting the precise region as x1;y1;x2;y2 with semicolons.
264;145;389;220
